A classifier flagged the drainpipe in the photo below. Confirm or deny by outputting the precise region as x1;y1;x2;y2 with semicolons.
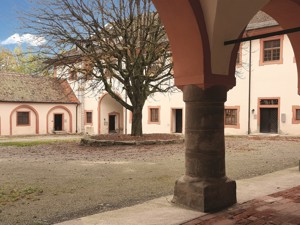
248;40;252;135
76;103;79;133
124;92;127;135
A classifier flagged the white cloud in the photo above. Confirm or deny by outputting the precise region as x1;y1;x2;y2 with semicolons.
1;33;46;46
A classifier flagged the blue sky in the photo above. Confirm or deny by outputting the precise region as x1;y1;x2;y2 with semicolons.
0;0;44;49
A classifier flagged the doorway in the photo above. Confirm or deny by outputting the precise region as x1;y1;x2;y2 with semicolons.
171;109;183;133
109;114;116;133
175;109;183;133
54;114;63;131
260;108;278;133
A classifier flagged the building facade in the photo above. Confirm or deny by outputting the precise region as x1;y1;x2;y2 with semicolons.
2;12;299;137
72;12;299;136
0;73;79;136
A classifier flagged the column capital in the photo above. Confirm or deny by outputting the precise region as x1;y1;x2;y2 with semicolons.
183;85;228;103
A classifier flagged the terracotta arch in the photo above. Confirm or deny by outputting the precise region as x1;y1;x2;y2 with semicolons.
262;0;300;93
151;1;207;89
10;105;39;135
153;0;300;92
46;106;73;134
152;1;270;90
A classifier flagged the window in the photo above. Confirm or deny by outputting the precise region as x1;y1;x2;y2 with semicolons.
292;106;300;124
260;36;283;65
296;109;300;121
225;109;237;125
17;112;30;126
85;111;93;124
148;106;160;124
224;106;240;129
150;108;159;122
263;40;280;62
260;99;278;105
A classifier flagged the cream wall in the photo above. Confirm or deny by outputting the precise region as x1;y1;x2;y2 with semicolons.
226;42;251;135
81;93;99;135
0;103;78;136
249;34;299;135
126;92;185;135
226;33;299;135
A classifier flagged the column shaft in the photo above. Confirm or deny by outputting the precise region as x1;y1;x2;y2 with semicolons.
172;85;236;212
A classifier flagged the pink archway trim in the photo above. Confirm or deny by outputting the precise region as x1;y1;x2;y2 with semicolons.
152;0;206;88
10;105;39;135
98;93;110;135
46;105;73;134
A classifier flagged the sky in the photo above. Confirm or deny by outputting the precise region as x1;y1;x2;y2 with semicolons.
0;0;45;50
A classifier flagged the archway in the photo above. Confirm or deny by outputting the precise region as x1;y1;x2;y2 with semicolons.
10;105;39;135
98;93;124;134
152;0;300;212
46;106;73;134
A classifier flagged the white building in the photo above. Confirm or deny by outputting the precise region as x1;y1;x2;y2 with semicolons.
68;12;298;136
0;73;79;136
1;12;298;137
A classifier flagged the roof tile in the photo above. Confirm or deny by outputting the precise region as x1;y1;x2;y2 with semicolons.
0;72;79;104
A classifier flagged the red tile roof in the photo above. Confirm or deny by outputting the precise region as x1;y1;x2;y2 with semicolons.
0;72;79;104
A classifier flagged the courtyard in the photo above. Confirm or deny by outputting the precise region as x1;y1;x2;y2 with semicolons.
0;135;299;225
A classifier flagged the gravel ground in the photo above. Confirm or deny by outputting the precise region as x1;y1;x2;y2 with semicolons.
0;136;299;225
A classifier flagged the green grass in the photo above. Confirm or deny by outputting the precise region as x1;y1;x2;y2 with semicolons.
0;139;79;147
0;186;44;205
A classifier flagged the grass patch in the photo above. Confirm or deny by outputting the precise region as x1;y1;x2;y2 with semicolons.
0;139;79;147
0;186;44;205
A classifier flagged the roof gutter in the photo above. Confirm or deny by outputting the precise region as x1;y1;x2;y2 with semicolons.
0;101;79;105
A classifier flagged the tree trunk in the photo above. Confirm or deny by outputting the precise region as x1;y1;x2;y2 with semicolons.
131;106;143;136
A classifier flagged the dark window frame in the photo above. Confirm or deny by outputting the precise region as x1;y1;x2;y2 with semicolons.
85;111;93;124
17;111;30;126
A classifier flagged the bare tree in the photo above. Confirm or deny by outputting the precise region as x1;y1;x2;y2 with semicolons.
23;0;174;136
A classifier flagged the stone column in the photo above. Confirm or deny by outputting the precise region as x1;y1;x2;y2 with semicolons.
172;85;236;212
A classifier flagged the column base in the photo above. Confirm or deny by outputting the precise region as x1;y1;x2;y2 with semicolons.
172;175;237;212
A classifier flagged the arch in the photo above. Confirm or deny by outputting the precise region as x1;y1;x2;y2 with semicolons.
262;0;300;93
151;1;207;89
98;93;109;134
98;93;124;134
154;0;300;92
46;105;73;134
10;105;39;135
152;0;272;90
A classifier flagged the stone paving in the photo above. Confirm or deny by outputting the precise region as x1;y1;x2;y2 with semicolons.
182;185;300;225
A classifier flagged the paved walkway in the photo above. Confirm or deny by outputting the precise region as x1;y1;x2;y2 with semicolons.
183;186;300;225
56;167;300;225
